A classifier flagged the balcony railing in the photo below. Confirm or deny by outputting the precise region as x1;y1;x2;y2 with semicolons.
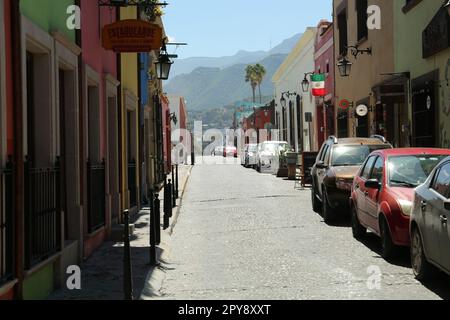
1;161;14;285
87;160;106;233
128;160;137;208
24;162;61;269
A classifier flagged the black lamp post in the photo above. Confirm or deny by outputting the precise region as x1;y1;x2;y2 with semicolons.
337;45;371;78
155;53;173;80
301;72;315;93
337;57;352;77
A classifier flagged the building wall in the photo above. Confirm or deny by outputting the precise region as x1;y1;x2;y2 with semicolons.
0;0;14;301
19;0;79;300
273;28;318;152
333;0;395;138
315;20;335;146
3;0;14;160
81;0;117;159
20;0;75;42
80;0;119;257
394;0;450;147
120;7;140;211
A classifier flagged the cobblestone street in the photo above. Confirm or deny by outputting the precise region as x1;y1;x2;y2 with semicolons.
149;157;450;300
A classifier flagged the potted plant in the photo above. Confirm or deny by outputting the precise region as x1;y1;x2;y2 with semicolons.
276;146;291;178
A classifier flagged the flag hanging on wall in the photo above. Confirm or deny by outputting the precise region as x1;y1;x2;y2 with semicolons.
311;74;326;97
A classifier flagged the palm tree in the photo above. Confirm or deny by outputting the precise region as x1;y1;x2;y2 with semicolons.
254;64;266;104
245;65;258;103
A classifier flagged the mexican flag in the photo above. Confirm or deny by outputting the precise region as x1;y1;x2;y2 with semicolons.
311;74;326;97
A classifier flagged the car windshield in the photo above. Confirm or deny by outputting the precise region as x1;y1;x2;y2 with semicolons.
388;155;447;188
263;143;289;154
331;145;390;166
248;145;258;152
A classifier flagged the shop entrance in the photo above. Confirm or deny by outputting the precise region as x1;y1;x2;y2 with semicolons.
412;71;438;147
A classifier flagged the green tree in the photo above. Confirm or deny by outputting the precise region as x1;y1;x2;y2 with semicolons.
245;65;258;104
254;64;267;104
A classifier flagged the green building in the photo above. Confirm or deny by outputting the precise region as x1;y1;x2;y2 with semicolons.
19;0;80;300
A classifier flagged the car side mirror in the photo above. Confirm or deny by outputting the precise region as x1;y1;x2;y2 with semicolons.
365;179;381;190
445;200;450;211
316;161;328;169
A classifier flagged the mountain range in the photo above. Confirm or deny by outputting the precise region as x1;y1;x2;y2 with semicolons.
168;33;303;78
164;33;302;112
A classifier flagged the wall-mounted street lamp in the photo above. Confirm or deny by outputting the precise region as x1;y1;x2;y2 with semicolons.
155;40;177;80
345;45;372;59
301;72;315;93
337;56;353;77
280;91;297;108
337;45;372;78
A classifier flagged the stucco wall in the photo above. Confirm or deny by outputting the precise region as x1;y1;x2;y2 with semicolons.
273;28;318;152
394;0;450;148
20;0;76;41
333;0;395;137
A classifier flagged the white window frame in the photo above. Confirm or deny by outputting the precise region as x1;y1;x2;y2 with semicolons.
21;15;56;167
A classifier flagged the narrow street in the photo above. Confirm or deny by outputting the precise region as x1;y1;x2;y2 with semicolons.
156;157;450;300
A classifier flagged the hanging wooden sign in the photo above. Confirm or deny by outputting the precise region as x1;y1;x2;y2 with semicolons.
102;19;163;52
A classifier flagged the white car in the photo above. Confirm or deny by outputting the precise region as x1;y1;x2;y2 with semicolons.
241;144;258;168
256;141;290;173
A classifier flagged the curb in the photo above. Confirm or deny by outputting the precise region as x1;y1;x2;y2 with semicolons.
139;165;193;300
169;165;193;235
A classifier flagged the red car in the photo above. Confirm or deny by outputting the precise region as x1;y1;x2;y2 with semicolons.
223;146;238;158
350;148;450;259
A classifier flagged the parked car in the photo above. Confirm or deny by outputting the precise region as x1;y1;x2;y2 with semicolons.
213;146;224;156
311;135;392;223
256;141;290;173
241;144;258;168
410;156;450;280
351;148;450;260
223;146;238;158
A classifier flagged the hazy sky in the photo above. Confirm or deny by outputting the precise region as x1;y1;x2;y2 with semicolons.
162;0;333;58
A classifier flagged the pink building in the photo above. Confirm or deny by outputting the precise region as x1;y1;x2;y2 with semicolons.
80;1;120;258
314;20;335;147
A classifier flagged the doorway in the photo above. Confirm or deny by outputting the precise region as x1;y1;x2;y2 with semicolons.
412;72;438;147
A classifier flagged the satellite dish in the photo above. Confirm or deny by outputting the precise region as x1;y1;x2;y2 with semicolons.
356;104;368;117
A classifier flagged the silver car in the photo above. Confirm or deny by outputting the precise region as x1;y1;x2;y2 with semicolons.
410;156;450;280
241;144;258;168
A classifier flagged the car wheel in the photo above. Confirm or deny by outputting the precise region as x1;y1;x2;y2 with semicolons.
411;227;434;281
380;216;396;260
311;187;322;213
321;188;335;224
351;205;366;239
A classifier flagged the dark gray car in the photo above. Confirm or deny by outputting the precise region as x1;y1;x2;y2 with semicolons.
410;156;450;280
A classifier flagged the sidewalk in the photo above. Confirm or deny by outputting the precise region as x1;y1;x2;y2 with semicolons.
48;165;193;300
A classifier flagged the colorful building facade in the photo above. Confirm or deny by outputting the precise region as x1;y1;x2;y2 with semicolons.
394;0;450;148
0;0;15;301
314;20;335;147
272;27;318;152
80;0;119;257
0;0;173;300
333;0;398;143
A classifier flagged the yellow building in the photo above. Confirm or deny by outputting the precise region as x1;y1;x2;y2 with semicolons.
120;7;140;214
